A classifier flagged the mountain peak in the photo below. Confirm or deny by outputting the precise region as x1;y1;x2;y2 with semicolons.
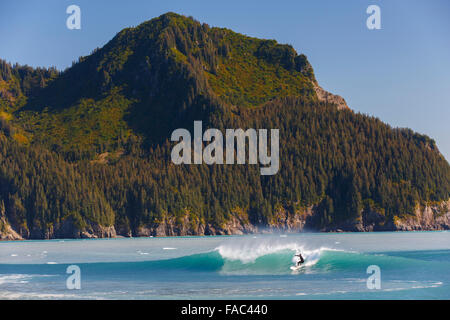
12;12;348;151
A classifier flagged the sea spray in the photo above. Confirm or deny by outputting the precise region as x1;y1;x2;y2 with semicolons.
213;237;335;274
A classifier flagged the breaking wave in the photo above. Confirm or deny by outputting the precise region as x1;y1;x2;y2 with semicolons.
2;240;434;277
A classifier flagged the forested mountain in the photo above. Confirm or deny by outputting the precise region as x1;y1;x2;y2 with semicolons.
1;13;449;240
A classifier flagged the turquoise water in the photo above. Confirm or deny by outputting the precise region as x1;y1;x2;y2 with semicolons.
0;232;449;299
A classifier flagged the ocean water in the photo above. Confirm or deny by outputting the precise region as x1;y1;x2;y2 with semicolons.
0;232;449;299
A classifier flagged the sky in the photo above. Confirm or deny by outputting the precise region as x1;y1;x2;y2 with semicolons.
0;0;449;161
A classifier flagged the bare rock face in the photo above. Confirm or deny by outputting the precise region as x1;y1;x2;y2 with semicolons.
141;211;257;236
2;200;450;240
143;212;206;237
0;217;23;240
116;225;133;238
139;199;450;236
393;200;450;231
314;84;349;110
26;217;118;240
207;213;257;235
266;206;315;233
361;210;386;232
85;225;117;238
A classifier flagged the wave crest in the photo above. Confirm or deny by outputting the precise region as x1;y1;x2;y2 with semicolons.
213;239;335;274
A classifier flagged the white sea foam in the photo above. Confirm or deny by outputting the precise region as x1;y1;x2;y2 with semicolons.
0;291;83;300
0;274;33;285
0;274;59;287
215;238;336;265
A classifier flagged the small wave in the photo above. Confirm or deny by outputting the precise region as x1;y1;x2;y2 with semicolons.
382;280;442;292
0;274;33;285
0;291;94;300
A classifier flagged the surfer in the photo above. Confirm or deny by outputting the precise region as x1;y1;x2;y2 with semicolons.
295;253;304;266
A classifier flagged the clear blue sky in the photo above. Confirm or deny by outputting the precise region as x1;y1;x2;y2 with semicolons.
1;0;449;161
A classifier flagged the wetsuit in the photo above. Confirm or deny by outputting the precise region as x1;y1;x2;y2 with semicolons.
295;254;304;266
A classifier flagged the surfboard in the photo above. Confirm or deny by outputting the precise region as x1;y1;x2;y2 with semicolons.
290;265;302;271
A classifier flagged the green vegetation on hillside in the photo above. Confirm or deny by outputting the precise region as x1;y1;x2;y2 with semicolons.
17;87;133;156
0;13;449;238
6;12;318;154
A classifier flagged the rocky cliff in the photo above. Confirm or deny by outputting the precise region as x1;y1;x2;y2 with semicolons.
314;83;349;110
0;216;23;240
2;199;449;240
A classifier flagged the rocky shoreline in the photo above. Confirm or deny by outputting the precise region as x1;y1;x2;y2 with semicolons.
1;199;449;241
